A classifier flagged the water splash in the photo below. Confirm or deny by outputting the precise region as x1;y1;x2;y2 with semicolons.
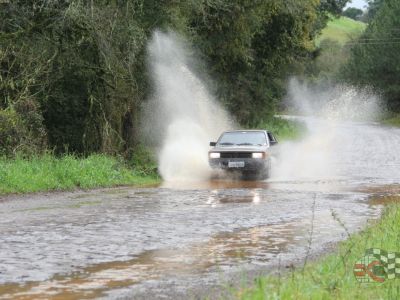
143;30;232;181
272;78;384;181
286;78;384;121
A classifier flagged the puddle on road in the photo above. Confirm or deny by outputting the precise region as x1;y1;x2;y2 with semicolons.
0;181;395;299
0;222;303;299
162;178;350;194
207;188;264;204
356;185;400;206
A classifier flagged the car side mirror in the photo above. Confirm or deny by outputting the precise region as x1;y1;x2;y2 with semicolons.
270;140;278;146
209;142;216;147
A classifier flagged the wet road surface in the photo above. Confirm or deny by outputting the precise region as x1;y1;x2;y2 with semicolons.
1;119;400;299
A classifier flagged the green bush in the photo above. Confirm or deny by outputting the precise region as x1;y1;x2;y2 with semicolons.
128;145;159;177
0;1;346;154
0;109;21;155
0;103;46;156
343;0;400;111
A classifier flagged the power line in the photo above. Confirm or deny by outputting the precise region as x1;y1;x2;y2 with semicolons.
344;41;400;46
357;37;400;41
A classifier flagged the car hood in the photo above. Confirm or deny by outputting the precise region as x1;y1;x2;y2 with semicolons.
210;145;269;152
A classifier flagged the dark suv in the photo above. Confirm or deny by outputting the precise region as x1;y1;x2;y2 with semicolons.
208;130;278;179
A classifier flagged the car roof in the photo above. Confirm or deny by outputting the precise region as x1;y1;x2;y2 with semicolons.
221;130;269;134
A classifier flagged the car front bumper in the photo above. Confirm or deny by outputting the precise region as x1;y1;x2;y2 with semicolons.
209;158;269;172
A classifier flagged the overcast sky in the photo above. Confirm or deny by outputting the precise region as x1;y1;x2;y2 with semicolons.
345;0;368;10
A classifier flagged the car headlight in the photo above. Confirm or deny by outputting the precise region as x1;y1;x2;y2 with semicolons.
209;152;220;158
252;152;264;159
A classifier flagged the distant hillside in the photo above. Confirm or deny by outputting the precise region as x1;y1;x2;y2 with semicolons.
316;16;366;45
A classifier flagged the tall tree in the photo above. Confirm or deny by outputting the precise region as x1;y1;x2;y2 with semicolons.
342;7;363;20
0;0;354;155
343;0;400;110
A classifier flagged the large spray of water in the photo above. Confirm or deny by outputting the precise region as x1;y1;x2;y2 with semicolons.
143;31;232;181
143;31;384;184
272;78;384;181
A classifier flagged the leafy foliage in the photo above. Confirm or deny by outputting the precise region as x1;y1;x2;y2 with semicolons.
365;0;384;21
0;0;346;155
190;0;325;125
307;16;365;84
343;0;400;111
316;16;366;46
0;104;46;156
342;7;363;20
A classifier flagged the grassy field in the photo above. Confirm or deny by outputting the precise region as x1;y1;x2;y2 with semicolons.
0;154;160;194
316;16;366;45
230;196;400;299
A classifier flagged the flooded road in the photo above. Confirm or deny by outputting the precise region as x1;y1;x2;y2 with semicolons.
1;120;400;299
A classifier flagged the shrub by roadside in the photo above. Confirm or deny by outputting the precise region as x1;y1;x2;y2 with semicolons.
128;144;159;177
0;103;47;156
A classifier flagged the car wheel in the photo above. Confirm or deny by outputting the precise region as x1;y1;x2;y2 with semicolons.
261;160;271;180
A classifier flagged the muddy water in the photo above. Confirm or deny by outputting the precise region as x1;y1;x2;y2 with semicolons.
1;121;400;299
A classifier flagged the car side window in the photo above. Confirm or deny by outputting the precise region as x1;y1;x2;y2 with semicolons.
267;132;275;142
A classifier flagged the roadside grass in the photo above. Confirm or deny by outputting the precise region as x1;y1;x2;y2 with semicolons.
259;117;306;141
382;114;400;127
231;199;400;299
0;119;304;195
316;16;366;46
0;153;160;194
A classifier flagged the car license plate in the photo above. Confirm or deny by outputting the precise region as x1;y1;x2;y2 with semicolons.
228;161;245;168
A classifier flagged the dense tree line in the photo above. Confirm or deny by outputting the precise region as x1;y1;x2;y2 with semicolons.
343;0;400;111
342;7;363;20
0;0;347;156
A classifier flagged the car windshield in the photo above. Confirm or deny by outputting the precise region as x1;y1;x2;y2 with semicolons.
217;131;267;146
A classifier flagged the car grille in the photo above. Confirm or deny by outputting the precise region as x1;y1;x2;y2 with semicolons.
220;152;252;158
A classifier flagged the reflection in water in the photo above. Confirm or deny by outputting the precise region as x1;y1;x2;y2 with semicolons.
162;179;270;190
208;189;263;204
0;222;302;299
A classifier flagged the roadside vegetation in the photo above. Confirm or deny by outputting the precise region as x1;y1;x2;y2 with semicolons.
0;118;303;195
232;197;400;299
343;0;400;111
382;114;400;127
316;16;366;46
227;1;400;297
0;1;345;156
0;153;159;194
309;0;400;119
1;0;340;192
0;1;398;191
260;118;306;141
309;15;366;82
